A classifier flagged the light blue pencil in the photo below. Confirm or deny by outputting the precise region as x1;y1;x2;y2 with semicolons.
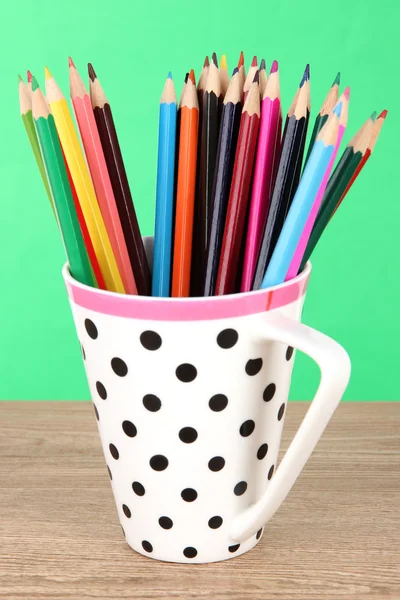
261;101;342;288
152;73;177;297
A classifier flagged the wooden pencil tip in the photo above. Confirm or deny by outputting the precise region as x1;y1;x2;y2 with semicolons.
251;55;257;67
188;69;196;84
31;75;39;92
44;66;52;81
253;70;259;84
370;111;377;121
220;54;227;69
184;72;189;83
299;64;308;88
232;66;239;76
203;56;209;68
343;86;350;100
88;63;97;82
167;71;173;79
27;70;32;83
305;64;310;80
238;51;244;68
260;58;266;71
68;56;75;68
379;109;388;119
333;71;340;86
212;52;218;67
18;74;23;83
270;60;278;74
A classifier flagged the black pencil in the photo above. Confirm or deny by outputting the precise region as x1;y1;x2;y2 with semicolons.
252;65;309;290
203;68;242;296
293;64;310;188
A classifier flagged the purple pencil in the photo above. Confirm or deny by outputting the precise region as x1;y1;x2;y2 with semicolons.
241;60;281;292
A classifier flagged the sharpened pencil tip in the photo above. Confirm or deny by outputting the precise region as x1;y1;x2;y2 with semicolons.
44;66;52;81
27;70;32;83
333;101;342;117
88;63;97;82
203;56;209;68
31;75;39;92
379;109;388;119
270;60;278;74
305;64;310;79
343;86;350;100
251;56;258;67
253;70;259;84
238;51;244;68
212;52;218;67
188;69;195;84
220;54;227;69
260;59;266;71
18;74;23;83
167;71;173;79
370;111;377;121
333;71;340;86
184;72;189;83
232;66;239;76
68;56;75;68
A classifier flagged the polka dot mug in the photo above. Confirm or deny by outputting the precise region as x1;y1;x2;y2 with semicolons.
63;238;351;564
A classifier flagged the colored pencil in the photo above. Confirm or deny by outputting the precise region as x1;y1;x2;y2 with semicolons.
191;55;221;295
237;51;246;93
215;72;260;295
220;54;229;96
259;59;268;97
243;56;258;101
197;58;209;102
286;87;350;279
19;75;55;215
252;66;309;290
294;64;311;185
203;68;243;296
171;71;199;297
88;63;150;295
301;112;376;267
69;59;137;295
303;72;340;167
152;73;177;297
261;101;342;288
241;60;281;292
31;77;93;286
45;67;124;294
331;108;387;217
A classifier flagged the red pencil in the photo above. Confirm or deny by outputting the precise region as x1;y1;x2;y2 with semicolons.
215;72;261;295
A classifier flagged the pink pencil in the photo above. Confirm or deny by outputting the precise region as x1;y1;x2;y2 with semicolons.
69;58;137;294
285;87;350;280
241;60;282;292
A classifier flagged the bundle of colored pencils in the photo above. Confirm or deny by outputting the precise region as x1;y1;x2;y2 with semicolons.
19;54;387;297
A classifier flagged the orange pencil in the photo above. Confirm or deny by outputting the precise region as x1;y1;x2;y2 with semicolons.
171;70;199;297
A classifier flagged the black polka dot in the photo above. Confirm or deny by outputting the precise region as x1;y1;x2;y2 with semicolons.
245;358;263;376
268;465;275;480
122;504;131;518
159;516;173;529
257;443;268;460
181;488;197;502
234;481;247;496
183;547;197;558
111;357;128;377
93;404;99;421
286;346;294;361
143;394;161;412
229;544;240;553
121;525;125;538
122;420;137;438
142;540;153;552
209;394;228;412
217;328;239;349
239;420;255;437
176;363;197;382
81;344;86;360
96;381;107;400
277;403;285;421
208;516;223;529
85;318;98;339
208;456;225;472
150;455;169;471
132;481;145;496
179;427;198;443
107;465;112;480
140;330;162;351
263;383;276;402
109;443;119;460
256;528;263;539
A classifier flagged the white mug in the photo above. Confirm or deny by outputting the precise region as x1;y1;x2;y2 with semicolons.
63;237;350;564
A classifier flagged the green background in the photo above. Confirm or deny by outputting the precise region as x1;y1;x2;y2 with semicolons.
0;0;397;400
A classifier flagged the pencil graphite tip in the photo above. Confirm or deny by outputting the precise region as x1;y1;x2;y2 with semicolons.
232;66;239;76
220;54;227;70
18;74;23;83
68;56;76;68
203;56;209;68
188;69;195;84
184;72;189;83
343;86;350;100
370;111;377;121
333;101;342;117
27;70;32;83
167;71;173;79
88;63;97;82
251;56;258;67
260;58;266;71
212;52;218;67
253;69;259;84
333;71;340;86
238;51;244;68
270;60;278;74
44;66;52;81
379;109;388;119
31;75;39;92
305;64;310;80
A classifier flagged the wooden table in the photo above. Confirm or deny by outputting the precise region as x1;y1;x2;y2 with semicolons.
0;402;399;600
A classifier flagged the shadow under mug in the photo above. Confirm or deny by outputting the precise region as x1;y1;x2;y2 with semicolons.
63;236;351;564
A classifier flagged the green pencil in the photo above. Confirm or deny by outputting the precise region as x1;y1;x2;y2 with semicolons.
303;72;340;168
301;112;376;268
31;76;93;286
19;74;55;215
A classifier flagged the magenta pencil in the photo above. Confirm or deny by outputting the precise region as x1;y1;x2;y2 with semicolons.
241;61;281;292
285;87;350;280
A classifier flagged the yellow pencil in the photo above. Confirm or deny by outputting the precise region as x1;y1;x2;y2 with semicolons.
45;67;124;294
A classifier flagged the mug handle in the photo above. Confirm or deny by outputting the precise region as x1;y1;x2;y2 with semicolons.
230;314;351;542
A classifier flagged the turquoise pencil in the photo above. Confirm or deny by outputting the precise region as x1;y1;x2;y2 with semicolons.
152;73;177;296
261;101;342;288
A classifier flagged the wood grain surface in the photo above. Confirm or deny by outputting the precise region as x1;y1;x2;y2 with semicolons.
0;402;399;600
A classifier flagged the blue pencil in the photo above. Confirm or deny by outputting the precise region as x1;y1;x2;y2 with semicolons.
152;73;177;297
261;101;342;288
